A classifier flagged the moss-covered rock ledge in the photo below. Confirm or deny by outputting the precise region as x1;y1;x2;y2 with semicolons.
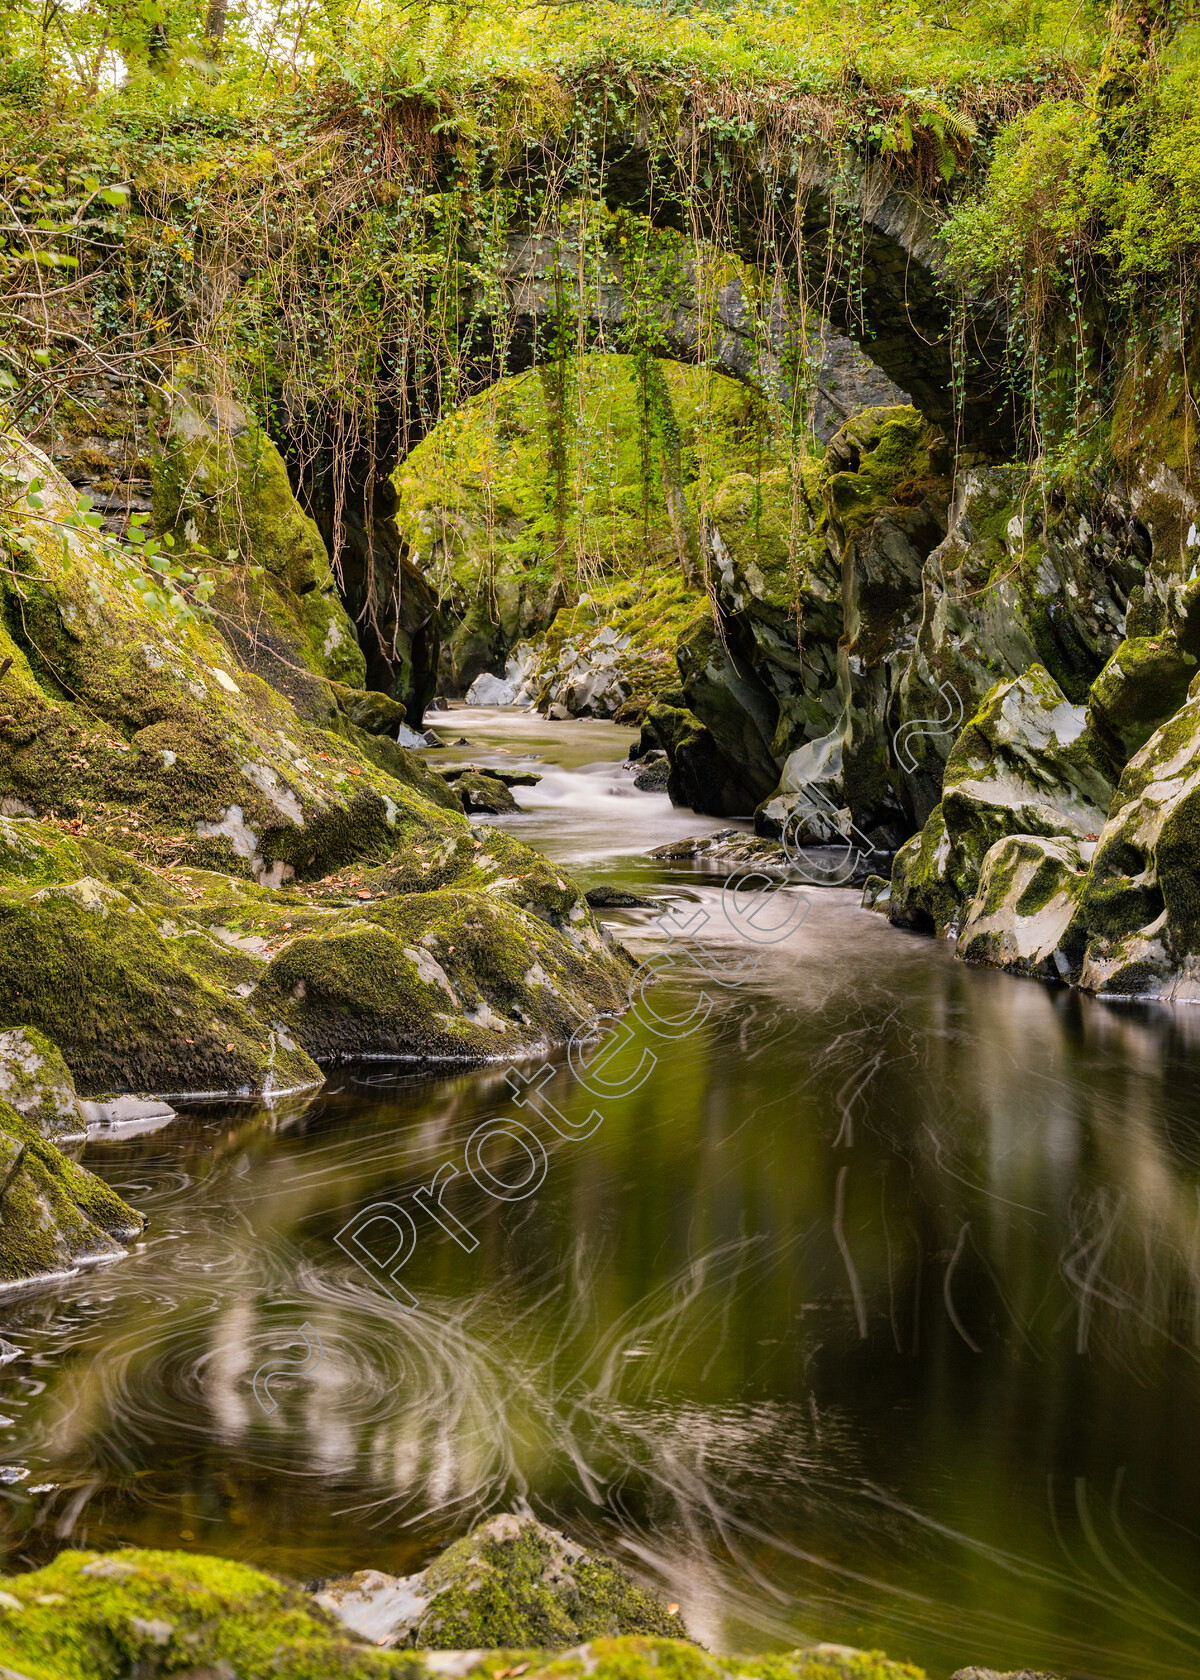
0;431;635;1102
0;1515;1005;1680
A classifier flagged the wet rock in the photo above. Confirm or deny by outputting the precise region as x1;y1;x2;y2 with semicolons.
957;835;1091;981
950;1670;1065;1679
648;830;786;868
440;766;541;788
317;1513;686;1651
0;1098;143;1288
639;702;764;818
1076;688;1200;998
455;771;521;814
584;886;661;908
674;612;780;809
78;1096;177;1132
632;757;670;791
613;694;655;726
890;666;1115;934
861;875;891;913
0;1027;85;1141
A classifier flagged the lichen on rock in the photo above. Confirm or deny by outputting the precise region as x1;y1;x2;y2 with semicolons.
889;665;1115;934
0;1026;85;1140
957;834;1091;981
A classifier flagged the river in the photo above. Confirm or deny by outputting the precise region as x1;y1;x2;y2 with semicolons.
1;704;1199;1679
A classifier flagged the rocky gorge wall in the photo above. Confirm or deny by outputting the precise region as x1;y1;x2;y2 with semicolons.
424;305;1199;1007
639;307;1200;1003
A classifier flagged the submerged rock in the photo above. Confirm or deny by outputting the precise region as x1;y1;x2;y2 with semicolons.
584;886;661;908
950;1671;1065;1679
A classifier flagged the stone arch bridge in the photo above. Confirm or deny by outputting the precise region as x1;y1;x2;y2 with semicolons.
283;141;1011;716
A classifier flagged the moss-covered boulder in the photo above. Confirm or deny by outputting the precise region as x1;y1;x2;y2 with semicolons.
957;834;1091;981
0;1026;84;1140
0;1545;928;1680
453;769;521;814
0;1099;142;1287
487;577;702;721
318;1514;686;1650
0;816;324;1096
0;813;631;1094
150;383;368;712
0;1547;406;1679
1085;632;1198;764
889;666;1115;933
1076;690;1200;998
0;429;456;883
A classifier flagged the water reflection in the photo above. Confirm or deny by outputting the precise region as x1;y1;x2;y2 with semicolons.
0;716;1197;1677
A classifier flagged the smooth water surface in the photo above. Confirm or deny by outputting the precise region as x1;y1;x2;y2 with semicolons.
1;705;1200;1679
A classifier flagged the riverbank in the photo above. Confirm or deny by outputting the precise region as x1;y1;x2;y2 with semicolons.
0;1515;1038;1680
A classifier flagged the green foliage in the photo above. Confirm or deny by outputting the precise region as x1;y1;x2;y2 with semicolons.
1114;21;1200;277
401;354;783;595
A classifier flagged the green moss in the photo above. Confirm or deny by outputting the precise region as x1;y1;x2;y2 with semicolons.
252;884;632;1064
0;848;323;1097
1086;633;1199;764
0;1025;83;1139
822;407;936;543
0;1100;143;1287
0;1546;928;1680
0;1547;414;1680
150;384;367;703
888;805;965;934
413;1516;684;1650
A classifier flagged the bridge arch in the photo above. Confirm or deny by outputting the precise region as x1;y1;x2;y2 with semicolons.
285;138;1010;717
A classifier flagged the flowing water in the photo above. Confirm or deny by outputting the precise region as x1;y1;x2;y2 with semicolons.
2;705;1200;1678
